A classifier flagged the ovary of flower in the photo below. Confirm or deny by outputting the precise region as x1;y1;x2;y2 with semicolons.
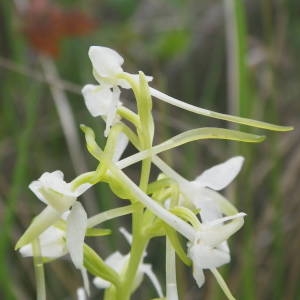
187;213;245;288
93;228;163;297
15;170;91;250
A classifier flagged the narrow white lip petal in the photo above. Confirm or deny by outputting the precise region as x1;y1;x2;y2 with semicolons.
81;268;90;296
88;46;124;78
193;266;205;288
112;132;129;162
66;201;87;269
119;227;132;245
82;84;113;117
194;156;244;191
76;287;86;300
142;264;164;297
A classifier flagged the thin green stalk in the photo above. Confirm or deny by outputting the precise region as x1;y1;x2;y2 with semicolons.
32;239;46;300
119;206;148;300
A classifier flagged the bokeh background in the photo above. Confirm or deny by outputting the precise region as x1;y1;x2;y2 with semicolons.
0;0;299;299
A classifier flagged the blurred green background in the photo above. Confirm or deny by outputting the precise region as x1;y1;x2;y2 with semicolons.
0;0;299;299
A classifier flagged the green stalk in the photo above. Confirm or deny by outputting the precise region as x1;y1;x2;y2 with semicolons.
32;239;46;300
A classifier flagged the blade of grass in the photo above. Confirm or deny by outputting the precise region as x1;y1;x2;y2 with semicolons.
0;81;41;300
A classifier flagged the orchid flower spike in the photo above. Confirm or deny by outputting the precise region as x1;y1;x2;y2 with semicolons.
93;228;163;298
15;170;91;250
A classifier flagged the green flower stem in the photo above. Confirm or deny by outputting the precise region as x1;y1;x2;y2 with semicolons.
32;239;46;300
149;87;293;132
87;205;135;228
120;205;149;300
166;237;178;300
120;71;154;299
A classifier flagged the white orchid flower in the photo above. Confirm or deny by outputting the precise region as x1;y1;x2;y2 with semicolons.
187;213;245;292
184;156;244;223
82;84;122;137
93;228;163;298
82;46;153;136
16;170;91;251
19;202;90;295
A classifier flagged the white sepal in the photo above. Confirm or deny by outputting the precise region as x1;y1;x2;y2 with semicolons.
66;201;87;269
193;156;244;191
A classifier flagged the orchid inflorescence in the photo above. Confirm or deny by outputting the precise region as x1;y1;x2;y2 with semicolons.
16;46;292;300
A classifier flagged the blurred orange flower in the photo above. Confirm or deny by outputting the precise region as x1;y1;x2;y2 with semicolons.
21;0;98;57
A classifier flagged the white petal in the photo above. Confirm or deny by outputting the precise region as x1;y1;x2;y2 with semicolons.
66;202;87;269
188;243;230;269
142;264;163;297
104;86;121;137
76;287;86;300
89;46;124;78
192;266;205;288
81;268;90;296
93;251;127;289
39;171;68;194
198;213;246;247
189;188;223;223
82;84;113;117
112;132;129;162
20;226;66;258
194;156;244;191
93;276;111;289
29;180;47;204
105;251;128;271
